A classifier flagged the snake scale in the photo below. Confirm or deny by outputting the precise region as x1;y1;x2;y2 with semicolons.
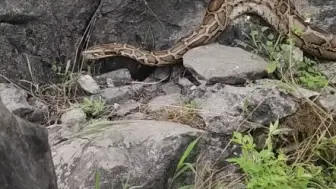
81;0;336;66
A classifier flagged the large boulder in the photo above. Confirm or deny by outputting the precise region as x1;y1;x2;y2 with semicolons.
51;119;205;189
0;0;98;84
0;99;57;189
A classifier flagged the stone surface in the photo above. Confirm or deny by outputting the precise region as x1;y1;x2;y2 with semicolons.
147;93;183;112
0;0;99;84
0;83;48;123
320;86;336;96
251;79;320;99
316;61;336;85
77;75;101;94
98;84;144;105
0;100;57;189
147;67;172;81
178;78;195;88
61;108;87;132
317;94;336;116
161;82;182;94
47;124;72;146
52;119;205;189
183;43;269;85
88;0;208;53
294;0;336;32
124;112;148;120
111;100;140;117
94;68;133;87
187;83;298;134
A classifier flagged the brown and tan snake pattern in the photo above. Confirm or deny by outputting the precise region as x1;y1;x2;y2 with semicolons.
81;0;336;66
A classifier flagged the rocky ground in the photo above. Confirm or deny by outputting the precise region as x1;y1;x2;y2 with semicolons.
1;0;336;189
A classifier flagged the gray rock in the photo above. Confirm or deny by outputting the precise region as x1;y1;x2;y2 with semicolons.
188;83;298;134
26;96;49;123
294;0;336;32
124;112;148;120
77;75;101;94
317;94;336;116
161;82;182;94
140;83;163;99
99;84;144;105
0;0;99;84
183;43;268;85
94;68;133;87
112;100;140;117
88;0;207;54
316;61;336;85
178;78;194;88
179;78;197;94
61;108;87;132
47;124;73;146
0;83;48;123
251;79;320;99
0;99;57;189
147;93;183;112
147;67;171;81
320;86;336;96
52;119;205;189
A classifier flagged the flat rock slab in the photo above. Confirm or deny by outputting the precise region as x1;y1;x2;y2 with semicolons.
183;43;268;85
147;93;183;111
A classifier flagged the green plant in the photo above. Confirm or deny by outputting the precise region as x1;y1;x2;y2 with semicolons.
81;97;106;118
95;169;101;189
247;25;328;91
291;24;304;36
308;136;336;188
51;61;71;79
183;100;199;110
295;57;329;90
227;121;324;189
247;26;283;74
169;136;201;189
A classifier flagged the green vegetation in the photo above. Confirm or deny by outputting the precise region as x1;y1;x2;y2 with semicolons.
227;121;327;189
51;61;72;81
170;120;336;189
169;137;201;189
246;25;329;91
80;97;106;118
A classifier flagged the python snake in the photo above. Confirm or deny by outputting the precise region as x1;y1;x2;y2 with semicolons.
81;0;336;66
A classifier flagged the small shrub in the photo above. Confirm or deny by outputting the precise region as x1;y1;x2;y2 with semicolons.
227;121;324;189
81;97;106;118
247;26;329;91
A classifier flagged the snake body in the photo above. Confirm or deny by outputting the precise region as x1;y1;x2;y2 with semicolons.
81;0;336;66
